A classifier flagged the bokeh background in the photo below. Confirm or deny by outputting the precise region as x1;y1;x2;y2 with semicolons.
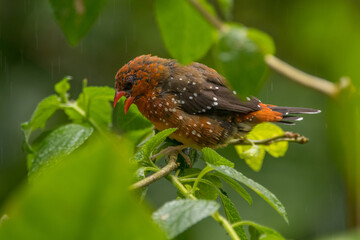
1;0;359;239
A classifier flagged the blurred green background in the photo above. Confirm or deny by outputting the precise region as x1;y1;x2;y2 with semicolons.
1;0;359;239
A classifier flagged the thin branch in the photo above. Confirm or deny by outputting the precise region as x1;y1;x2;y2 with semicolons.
129;152;179;190
187;0;347;97
187;0;225;32
265;55;342;97
166;174;241;240
230;132;308;146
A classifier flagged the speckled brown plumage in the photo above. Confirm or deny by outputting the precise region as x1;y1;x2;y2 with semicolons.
114;55;320;149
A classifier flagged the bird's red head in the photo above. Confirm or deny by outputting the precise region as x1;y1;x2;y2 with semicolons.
113;55;168;113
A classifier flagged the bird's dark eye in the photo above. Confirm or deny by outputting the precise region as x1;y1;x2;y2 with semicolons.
124;81;133;91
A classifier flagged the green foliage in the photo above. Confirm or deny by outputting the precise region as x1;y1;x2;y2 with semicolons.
216;0;234;20
220;193;247;240
235;123;288;171
213;24;269;97
49;0;107;46
152;199;220;239
134;128;177;164
209;164;289;224
54;76;71;102
155;0;216;64
21;95;60;144
28;124;93;175
115;97;152;131
12;0;308;238
0;137;166;240
202;147;234;167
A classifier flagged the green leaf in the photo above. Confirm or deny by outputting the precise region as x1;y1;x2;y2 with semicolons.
213;172;252;205
29;124;93;175
219;193;247;240
76;86;115;128
152;199;220;239
248;123;288;158
202;148;234;167
247;28;275;55
213;24;267;97
49;0;107;46
54;76;71;102
237;221;285;240
115;97;153;131
136;128;177;163
155;0;216;64
0;136;166;240
209;164;288;223
21;95;61;141
235;145;266;172
217;0;233;20
235;123;288;171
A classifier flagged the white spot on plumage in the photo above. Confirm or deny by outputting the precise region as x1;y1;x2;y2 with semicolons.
183;87;186;91
206;121;211;125
210;86;213;89
207;106;211;110
213;102;218;106
159;103;162;107
162;119;165;122
197;133;201;137
165;108;168;111
202;109;206;112
172;108;176;112
181;101;185;104
193;93;197;97
213;97;217;101
189;96;193;99
215;87;219;89
233;91;237;94
192;130;196;135
246;97;251;101
209;129;213;133
192;82;196;85
179;78;183;80
179;116;183;120
166;102;169;106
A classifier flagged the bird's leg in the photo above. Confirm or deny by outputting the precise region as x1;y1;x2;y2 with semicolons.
178;150;192;168
151;145;192;167
151;145;186;161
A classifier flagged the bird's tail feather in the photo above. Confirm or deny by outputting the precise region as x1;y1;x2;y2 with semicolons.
269;106;321;125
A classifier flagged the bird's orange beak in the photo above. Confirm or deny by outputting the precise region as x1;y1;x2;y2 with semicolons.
113;91;134;115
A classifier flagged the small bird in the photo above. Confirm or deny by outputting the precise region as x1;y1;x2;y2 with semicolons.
114;55;320;150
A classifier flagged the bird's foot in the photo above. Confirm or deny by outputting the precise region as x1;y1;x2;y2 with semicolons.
151;145;192;167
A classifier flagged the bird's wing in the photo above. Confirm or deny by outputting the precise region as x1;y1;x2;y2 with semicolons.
162;62;261;115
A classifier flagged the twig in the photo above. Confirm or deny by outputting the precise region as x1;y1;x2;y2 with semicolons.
265;55;341;97
187;0;225;32
129;152;180;190
230;132;308;146
166;174;241;240
187;0;347;97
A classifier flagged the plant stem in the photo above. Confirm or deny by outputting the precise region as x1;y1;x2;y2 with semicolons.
212;212;241;240
187;0;345;97
265;55;341;97
187;0;225;32
230;132;308;146
167;171;241;240
130;153;180;190
192;166;213;194
60;102;104;134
